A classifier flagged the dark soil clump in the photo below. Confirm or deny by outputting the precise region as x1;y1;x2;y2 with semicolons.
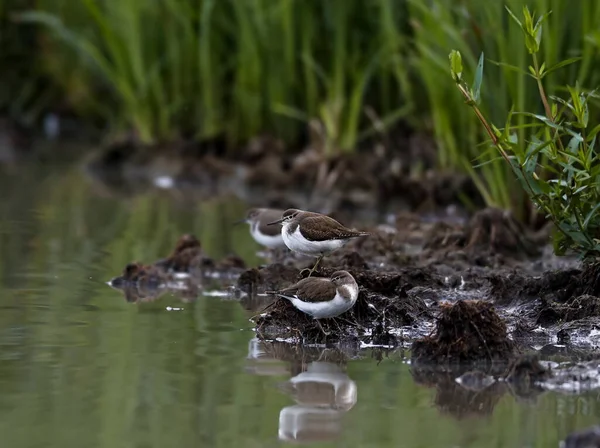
504;355;551;397
536;295;600;327
236;263;300;295
410;365;508;418
108;234;245;303
562;426;600;448
424;207;541;259
489;268;581;306
154;234;206;272
412;300;515;363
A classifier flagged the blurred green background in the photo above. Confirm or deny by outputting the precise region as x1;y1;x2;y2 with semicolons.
3;0;600;216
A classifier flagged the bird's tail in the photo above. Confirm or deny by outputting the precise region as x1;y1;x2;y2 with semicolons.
265;292;293;302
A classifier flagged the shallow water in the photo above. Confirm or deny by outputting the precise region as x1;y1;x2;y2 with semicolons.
1;161;599;448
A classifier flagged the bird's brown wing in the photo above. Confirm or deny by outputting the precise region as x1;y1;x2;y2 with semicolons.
275;277;337;303
256;209;285;236
299;215;367;241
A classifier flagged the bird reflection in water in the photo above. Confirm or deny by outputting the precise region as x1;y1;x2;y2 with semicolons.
278;361;358;443
244;338;358;443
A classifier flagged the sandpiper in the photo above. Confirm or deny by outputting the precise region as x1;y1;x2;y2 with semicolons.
235;208;287;249
268;209;369;276
266;270;359;334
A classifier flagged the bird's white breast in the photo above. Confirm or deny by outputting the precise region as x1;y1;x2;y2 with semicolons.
286;289;357;319
338;283;359;303
251;224;286;249
282;225;347;257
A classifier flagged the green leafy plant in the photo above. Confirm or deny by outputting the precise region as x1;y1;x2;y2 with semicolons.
409;0;600;219
450;6;600;256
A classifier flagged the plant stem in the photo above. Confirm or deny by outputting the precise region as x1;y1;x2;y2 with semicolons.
532;54;553;120
456;84;510;163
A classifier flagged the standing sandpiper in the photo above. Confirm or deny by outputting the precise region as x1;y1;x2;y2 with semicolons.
266;270;359;334
268;209;369;276
235;208;287;250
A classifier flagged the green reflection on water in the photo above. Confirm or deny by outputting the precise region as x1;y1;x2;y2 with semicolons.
0;163;599;448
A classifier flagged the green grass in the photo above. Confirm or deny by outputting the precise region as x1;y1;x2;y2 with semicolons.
7;0;600;219
16;0;413;152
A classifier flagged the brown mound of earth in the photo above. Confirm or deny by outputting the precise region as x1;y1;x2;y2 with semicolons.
108;234;246;303
424;207;541;259
411;300;515;363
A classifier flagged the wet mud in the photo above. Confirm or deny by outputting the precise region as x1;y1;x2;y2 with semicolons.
236;207;588;363
105;202;600;370
84;134;481;215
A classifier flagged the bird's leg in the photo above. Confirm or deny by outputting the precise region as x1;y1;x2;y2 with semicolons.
337;316;367;332
300;254;324;278
315;319;330;336
333;318;343;334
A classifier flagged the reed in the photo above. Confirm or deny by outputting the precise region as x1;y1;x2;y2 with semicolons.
8;0;600;218
17;0;411;153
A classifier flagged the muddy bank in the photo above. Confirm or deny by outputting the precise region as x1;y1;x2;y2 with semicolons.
105;206;600;367
236;206;600;364
83;133;481;218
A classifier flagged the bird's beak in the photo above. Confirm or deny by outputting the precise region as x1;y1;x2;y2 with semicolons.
232;219;247;225
266;218;284;226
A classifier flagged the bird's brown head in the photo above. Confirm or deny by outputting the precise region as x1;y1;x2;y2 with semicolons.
245;208;262;222
267;208;302;226
233;208;262;225
330;270;355;287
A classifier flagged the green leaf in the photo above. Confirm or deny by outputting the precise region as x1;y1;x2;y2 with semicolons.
449;50;463;81
522;6;533;31
549;95;575;112
488;60;533;77
272;103;309;122
543;57;582;77
525;138;553;159
505;6;523;28
515;112;563;130
535;11;552;30
567;134;583;154
471;52;484;104
587;123;600;141
473;155;505;169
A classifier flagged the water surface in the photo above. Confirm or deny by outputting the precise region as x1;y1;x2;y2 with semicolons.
0;161;598;448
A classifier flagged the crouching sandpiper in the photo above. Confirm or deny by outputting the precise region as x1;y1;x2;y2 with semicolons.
266;270;359;334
